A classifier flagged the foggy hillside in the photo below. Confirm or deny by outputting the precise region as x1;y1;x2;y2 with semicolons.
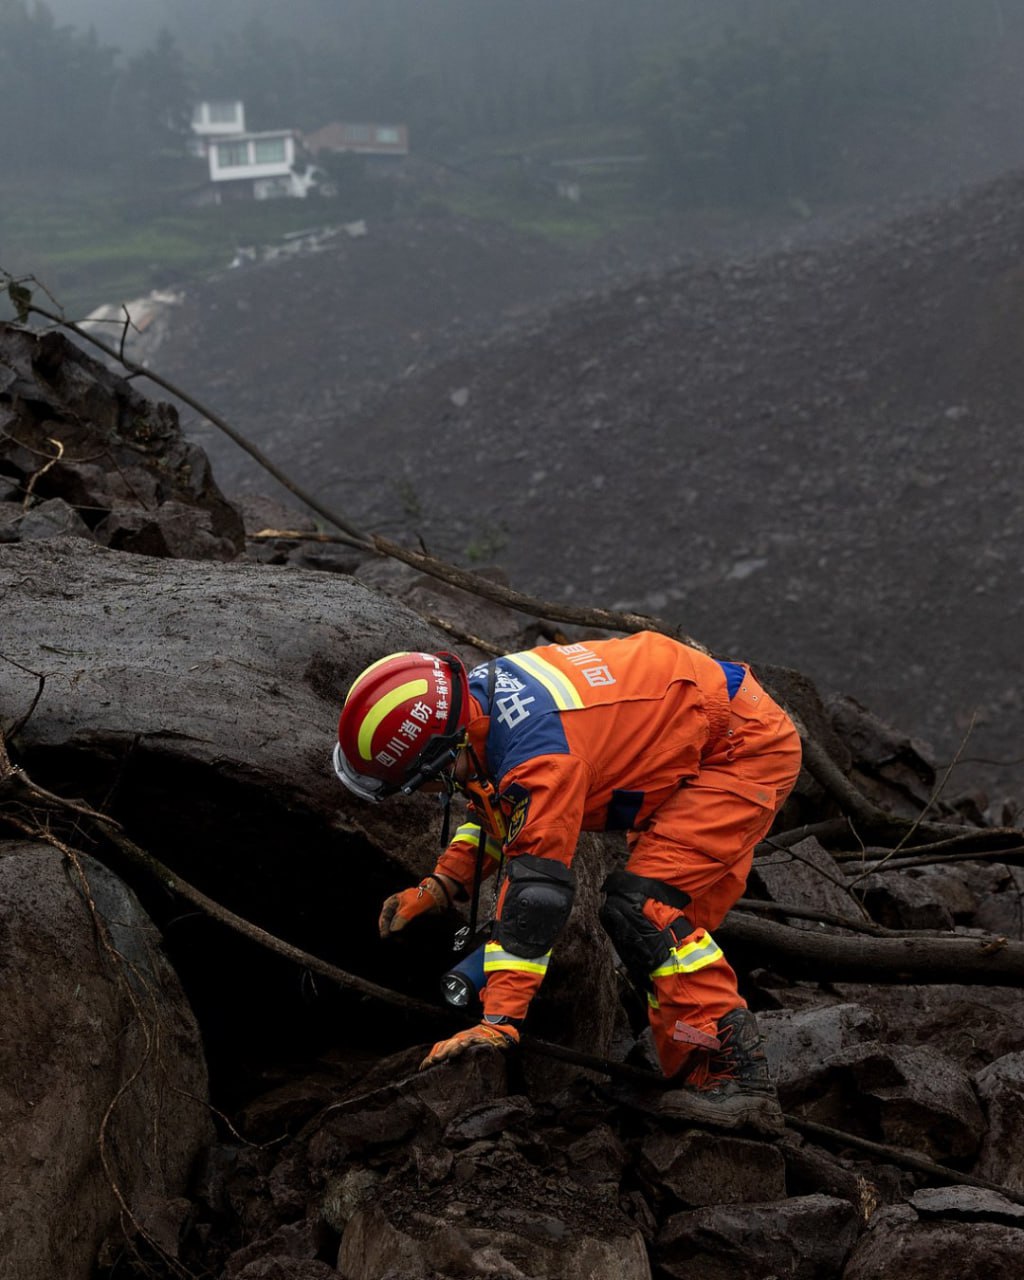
151;171;1024;804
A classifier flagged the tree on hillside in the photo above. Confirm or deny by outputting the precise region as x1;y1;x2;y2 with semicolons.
0;0;117;171
633;0;991;209
107;27;194;169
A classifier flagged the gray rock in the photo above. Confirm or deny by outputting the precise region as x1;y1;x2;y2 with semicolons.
972;866;1024;940
750;836;863;926
444;1095;535;1143
808;1042;984;1161
859;872;955;931
842;1216;1024;1279
657;1193;859;1280
337;1205;652;1280
972;1051;1024;1192
904;867;978;923
0;842;212;1280
224;1219;326;1276
909;1184;1024;1226
96;499;238;560
18;495;95;542
640;1129;787;1207
760;1003;884;1102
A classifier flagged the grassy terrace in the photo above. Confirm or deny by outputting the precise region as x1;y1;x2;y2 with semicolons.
1;136;653;320
1;170;360;320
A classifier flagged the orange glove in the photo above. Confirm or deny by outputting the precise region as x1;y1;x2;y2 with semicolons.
420;1021;520;1070
378;875;453;938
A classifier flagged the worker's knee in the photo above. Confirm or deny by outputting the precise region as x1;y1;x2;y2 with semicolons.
496;854;576;958
599;870;694;990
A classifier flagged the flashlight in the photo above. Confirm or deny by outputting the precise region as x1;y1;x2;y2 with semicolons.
441;943;487;1008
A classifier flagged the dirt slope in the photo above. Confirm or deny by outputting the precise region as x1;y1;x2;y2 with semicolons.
152;186;1024;802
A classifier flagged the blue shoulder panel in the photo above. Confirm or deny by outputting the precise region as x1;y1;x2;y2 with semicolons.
469;659;569;778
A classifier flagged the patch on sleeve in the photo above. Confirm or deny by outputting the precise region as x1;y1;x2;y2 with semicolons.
500;782;531;844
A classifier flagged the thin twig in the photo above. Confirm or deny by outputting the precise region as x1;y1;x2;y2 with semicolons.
421;614;506;657
848;714;978;888
21;435;64;507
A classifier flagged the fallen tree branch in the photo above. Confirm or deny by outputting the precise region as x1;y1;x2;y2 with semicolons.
831;827;1024;860
371;534;708;650
718;910;1022;985
842;845;1024;875
786;1116;1024;1208
736;897;908;937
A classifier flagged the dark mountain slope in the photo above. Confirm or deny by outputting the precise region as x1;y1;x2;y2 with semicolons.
155;181;1024;799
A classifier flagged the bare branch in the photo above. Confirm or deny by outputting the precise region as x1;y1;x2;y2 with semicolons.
786;1115;1024;1208
718;910;1023;985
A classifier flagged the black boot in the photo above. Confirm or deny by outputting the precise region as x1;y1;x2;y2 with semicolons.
658;1008;783;1134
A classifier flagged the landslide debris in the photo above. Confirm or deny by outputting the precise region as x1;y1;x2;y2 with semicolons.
2;310;1024;1280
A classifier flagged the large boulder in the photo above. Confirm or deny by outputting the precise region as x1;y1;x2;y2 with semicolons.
0;537;623;1067
0;841;212;1280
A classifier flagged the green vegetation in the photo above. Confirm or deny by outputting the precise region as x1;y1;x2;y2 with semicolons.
1;174;360;317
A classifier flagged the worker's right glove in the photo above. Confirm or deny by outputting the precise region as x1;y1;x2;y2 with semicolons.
419;1020;520;1070
378;874;452;938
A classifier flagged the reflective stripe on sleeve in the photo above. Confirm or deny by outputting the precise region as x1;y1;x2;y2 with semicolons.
453;822;503;861
507;651;585;710
650;930;724;979
483;940;550;977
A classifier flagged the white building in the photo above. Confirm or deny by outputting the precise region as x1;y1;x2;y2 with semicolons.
207;130;323;201
189;100;246;156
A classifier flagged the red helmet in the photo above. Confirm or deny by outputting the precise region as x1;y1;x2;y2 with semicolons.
333;651;471;801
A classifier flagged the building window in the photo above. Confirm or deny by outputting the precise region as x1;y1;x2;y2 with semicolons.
218;141;249;168
209;101;240;125
348;124;371;143
253;137;287;164
375;127;400;144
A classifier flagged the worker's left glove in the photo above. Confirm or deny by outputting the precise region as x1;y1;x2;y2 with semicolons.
379;874;452;938
420;1019;520;1070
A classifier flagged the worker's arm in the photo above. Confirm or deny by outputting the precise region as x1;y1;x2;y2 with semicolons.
421;754;589;1067
378;821;502;937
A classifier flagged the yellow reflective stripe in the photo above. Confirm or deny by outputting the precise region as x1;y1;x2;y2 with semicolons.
453;822;503;860
650;932;724;979
356;677;428;761
648;992;660;1009
483;940;550;976
508;651;584;710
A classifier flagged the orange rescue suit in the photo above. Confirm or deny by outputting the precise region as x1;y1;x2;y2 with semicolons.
433;631;802;1078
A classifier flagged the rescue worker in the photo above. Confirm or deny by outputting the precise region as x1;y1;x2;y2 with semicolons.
332;632;802;1129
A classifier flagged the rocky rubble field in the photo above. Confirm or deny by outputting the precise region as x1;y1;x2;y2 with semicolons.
143;181;1024;804
2;226;1024;1280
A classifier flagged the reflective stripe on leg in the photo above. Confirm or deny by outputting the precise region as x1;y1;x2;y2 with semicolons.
650;929;724;979
483;939;551;978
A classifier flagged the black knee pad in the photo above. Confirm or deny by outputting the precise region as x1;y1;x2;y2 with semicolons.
496;854;576;959
599;870;694;991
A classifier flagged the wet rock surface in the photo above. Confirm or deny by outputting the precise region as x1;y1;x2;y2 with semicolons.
0;842;212;1280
